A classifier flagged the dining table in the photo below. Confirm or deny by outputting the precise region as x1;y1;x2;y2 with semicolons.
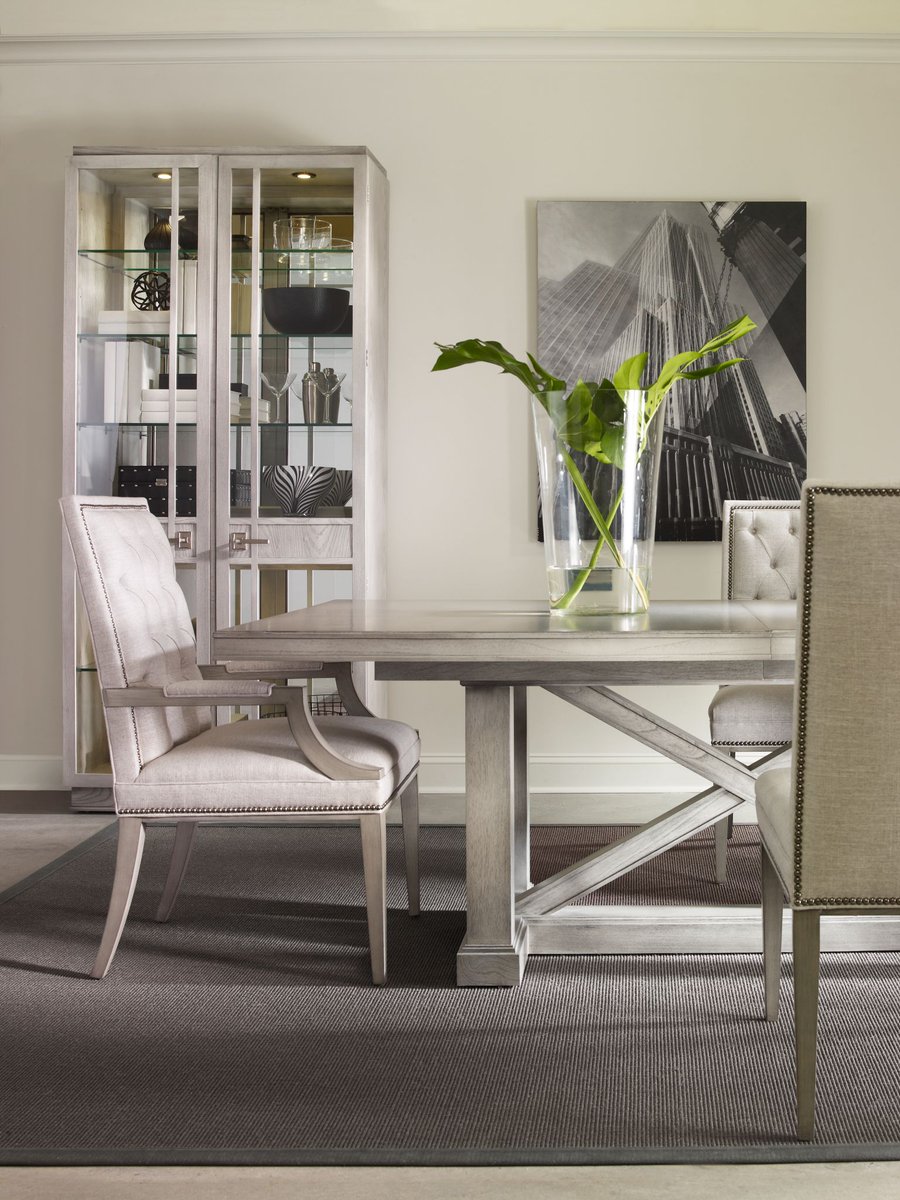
213;598;900;985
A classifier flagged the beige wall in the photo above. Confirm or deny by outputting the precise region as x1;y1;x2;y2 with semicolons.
5;1;900;37
2;7;899;790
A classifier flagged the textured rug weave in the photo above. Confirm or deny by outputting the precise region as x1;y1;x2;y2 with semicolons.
1;823;899;1165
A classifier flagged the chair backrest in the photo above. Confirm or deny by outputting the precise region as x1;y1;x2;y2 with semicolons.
790;483;900;907
60;496;209;783
722;500;801;601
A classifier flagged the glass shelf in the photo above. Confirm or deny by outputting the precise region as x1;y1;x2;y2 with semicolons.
79;248;351;287
78;333;198;344
78;420;351;430
78;247;352;260
77;421;199;429
232;333;352;343
79;332;350;343
244;513;352;522
78;248;197;258
237;420;352;429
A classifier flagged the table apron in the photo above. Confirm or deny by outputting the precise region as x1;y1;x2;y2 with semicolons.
373;660;793;683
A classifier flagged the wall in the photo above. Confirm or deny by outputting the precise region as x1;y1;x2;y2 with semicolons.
2;4;900;794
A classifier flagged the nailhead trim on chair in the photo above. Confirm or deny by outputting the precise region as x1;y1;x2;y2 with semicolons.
793;485;900;907
118;802;387;814
711;739;791;748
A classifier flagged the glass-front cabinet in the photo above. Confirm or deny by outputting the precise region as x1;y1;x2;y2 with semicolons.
63;148;388;808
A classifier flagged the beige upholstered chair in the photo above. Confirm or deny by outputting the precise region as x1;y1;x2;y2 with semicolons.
756;483;900;1139
61;495;420;985
709;500;800;882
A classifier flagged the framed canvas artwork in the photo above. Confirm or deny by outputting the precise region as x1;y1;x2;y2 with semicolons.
537;201;807;540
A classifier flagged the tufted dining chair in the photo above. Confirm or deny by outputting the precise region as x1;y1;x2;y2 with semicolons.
708;500;800;882
755;483;900;1139
60;495;420;985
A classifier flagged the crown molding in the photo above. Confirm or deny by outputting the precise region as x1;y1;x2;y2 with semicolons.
3;30;900;66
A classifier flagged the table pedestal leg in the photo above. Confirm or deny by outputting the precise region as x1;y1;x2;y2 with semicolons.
512;686;531;893
457;684;528;986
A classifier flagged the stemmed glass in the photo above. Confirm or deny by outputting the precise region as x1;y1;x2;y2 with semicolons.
260;371;296;424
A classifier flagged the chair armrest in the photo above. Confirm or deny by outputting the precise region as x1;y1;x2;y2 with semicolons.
203;660;375;717
200;662;325;680
102;683;384;782
104;681;276;707
164;679;274;698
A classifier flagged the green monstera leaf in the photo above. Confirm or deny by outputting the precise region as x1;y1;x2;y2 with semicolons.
432;314;756;608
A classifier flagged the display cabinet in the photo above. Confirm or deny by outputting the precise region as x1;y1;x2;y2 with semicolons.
63;147;388;809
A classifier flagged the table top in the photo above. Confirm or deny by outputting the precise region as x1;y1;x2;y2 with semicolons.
213;599;797;684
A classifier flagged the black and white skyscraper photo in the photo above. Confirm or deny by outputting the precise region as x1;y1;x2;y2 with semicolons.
537;201;807;540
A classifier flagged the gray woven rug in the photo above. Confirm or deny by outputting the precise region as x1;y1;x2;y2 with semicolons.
1;823;899;1166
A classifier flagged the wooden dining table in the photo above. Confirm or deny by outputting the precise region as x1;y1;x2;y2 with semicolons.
213;598;900;984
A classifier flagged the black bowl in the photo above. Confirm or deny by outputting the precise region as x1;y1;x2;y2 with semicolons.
333;305;353;337
262;286;350;336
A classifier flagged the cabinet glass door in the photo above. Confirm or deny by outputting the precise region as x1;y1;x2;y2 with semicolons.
216;157;358;713
65;154;215;784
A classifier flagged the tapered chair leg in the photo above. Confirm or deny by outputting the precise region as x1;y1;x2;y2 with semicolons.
400;776;420;917
155;821;198;923
713;754;737;883
761;845;785;1020
792;908;821;1141
360;812;388;985
714;816;730;884
91;817;146;979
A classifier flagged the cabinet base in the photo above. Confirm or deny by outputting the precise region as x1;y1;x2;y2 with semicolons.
70;787;114;813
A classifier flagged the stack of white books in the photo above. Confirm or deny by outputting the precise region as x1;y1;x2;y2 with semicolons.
98;311;171;335
140;389;199;423
137;390;271;424
231;396;271;423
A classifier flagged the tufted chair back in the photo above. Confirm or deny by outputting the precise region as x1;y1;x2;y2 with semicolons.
61;496;209;785
722;500;801;602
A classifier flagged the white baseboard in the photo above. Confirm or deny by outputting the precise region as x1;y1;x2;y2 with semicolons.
0;756;65;791
388;793;758;826
0;754;758;826
417;752;746;795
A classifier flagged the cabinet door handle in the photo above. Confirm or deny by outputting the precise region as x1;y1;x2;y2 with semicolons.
169;531;193;552
229;532;270;553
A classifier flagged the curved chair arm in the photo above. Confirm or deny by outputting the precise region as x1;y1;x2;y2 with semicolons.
284;691;383;781
331;661;376;717
102;682;384;782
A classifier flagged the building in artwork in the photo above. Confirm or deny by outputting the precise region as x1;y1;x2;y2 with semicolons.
537;205;806;539
703;201;806;388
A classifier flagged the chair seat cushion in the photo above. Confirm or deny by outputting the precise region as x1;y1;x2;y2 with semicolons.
708;683;794;747
115;716;419;814
755;766;794;888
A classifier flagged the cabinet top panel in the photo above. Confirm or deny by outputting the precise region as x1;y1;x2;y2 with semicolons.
72;146;385;170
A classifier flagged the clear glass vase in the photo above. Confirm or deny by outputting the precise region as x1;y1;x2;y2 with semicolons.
531;389;664;615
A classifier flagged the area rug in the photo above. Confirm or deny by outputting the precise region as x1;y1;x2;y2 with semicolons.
1;823;899;1166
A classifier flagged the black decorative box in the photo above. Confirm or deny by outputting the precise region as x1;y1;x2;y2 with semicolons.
230;469;251;508
155;375;248;396
117;465;196;517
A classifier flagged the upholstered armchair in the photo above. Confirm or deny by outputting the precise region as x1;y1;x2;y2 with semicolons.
756;483;900;1139
60;496;420;985
708;501;800;882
